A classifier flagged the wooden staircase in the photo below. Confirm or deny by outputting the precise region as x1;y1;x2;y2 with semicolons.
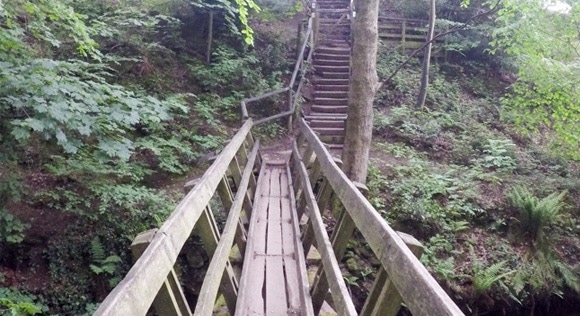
305;0;351;150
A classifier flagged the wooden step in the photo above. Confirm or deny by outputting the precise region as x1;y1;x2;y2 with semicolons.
311;104;348;113
316;47;351;55
319;135;345;144
316;84;349;91
312;127;345;136
314;98;348;105
305;114;348;120
310;119;346;128
320;72;350;79
315;78;350;85
315;65;350;73
320;34;350;41
325;143;345;150
314;52;350;60
318;40;350;48
315;90;348;98
314;59;350;67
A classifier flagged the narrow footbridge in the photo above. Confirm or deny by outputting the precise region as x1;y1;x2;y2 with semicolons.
95;1;464;315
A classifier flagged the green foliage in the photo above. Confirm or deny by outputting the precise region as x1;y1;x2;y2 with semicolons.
189;0;261;45
507;186;567;242
0;208;27;244
472;260;515;296
0;167;26;244
0;288;46;316
1;59;187;158
192;46;281;93
510;251;580;299
491;0;580;158
89;237;122;287
476;139;517;172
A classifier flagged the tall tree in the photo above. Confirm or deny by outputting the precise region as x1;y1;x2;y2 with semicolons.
415;0;436;109
491;0;579;158
341;0;380;183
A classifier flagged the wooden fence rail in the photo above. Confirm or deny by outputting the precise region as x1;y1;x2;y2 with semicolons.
95;119;260;316
379;17;446;58
294;118;464;316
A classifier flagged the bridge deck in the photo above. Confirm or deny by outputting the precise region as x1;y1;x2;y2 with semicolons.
235;161;314;315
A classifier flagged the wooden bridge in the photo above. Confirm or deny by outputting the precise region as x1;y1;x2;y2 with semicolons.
95;1;464;315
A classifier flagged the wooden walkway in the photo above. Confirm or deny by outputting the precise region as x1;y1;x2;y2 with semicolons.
236;161;314;315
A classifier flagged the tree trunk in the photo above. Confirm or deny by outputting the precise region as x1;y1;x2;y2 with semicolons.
415;0;436;109
341;0;379;183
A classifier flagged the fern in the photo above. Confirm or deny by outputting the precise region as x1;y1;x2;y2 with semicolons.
472;260;516;296
89;237;121;277
90;238;106;263
507;186;567;242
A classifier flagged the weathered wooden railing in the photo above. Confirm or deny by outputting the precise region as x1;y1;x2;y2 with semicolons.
379;17;446;57
239;5;315;130
95;119;261;315
291;118;464;316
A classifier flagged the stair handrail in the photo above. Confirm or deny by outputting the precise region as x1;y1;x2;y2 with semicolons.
296;118;465;316
240;4;316;128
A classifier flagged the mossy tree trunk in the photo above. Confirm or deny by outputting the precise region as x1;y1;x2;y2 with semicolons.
341;0;380;183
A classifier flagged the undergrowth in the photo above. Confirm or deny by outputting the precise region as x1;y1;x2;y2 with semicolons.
368;47;580;313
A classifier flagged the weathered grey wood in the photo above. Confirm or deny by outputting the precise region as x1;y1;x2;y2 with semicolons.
361;232;425;316
290;18;313;88
130;230;192;316
298;118;464;316
292;142;357;315
194;140;259;316
236;164;270;315
311;206;356;314
285;164;316;316
216;176;247;257
265;168;288;315
195;206;238;314
95;120;254;316
280;170;302;312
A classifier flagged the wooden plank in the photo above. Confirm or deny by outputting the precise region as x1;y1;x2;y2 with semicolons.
265;168;287;315
298;118;464;316
285;164;316;316
194;140;259;316
236;164;271;315
280;169;301;313
96;119;254;316
292;142;357;316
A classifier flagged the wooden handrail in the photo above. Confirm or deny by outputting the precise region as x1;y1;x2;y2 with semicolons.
291;142;357;316
240;8;314;124
297;118;464;316
193;139;260;315
95;119;255;316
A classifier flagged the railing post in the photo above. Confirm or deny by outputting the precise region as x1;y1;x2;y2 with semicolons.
131;230;192;316
296;22;303;61
313;9;320;48
401;20;407;53
288;89;294;132
360;232;424;316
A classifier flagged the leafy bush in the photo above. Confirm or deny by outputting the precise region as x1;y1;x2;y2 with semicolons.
0;288;47;316
476;139;517;172
507;186;567;242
